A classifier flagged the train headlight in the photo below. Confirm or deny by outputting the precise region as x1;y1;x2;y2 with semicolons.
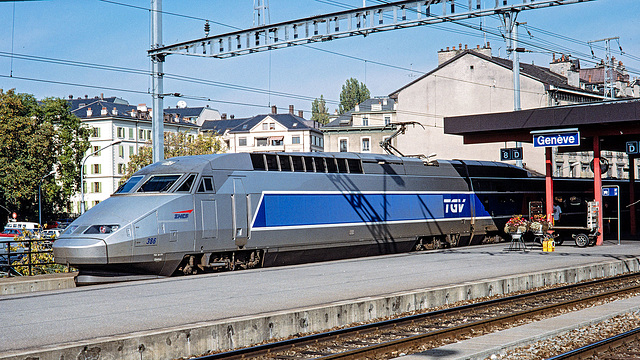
84;225;120;234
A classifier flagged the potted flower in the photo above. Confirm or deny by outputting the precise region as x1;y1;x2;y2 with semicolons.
505;215;528;234
529;214;550;233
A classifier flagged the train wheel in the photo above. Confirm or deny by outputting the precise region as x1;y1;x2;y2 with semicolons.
575;233;589;248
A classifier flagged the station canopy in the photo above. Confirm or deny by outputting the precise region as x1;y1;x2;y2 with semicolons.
444;99;640;153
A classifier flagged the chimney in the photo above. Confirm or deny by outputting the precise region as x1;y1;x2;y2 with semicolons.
221;113;227;120
101;107;108;116
298;110;304;118
100;93;104;100
230;115;235;119
137;104;148;112
289;105;294;114
271;105;277;114
86;108;93;117
111;107;118;116
68;95;73;99
84;95;88;99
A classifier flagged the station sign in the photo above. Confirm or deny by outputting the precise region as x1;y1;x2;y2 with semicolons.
602;187;619;197
532;131;580;148
626;141;638;155
500;147;523;161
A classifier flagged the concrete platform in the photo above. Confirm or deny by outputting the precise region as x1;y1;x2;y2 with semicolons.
399;294;640;360
1;240;639;360
0;272;75;295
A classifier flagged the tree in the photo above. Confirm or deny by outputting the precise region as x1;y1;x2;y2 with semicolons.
122;132;226;181
0;90;90;223
311;95;330;125
338;78;370;114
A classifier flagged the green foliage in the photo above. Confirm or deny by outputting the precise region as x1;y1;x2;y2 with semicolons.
9;231;69;276
338;78;370;115
122;132;226;181
0;90;90;222
311;95;330;125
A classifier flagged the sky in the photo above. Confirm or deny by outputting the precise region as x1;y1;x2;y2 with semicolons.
0;0;639;119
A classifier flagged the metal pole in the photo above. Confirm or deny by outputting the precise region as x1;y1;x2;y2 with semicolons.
512;16;523;168
151;0;164;164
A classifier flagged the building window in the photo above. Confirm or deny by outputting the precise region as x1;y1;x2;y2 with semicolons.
269;123;275;130
256;137;268;146
139;129;144;139
262;123;268;131
339;138;348;152
146;130;151;139
362;117;369;126
128;128;134;139
238;137;247;146
92;164;101;174
129;146;134;156
271;138;283;146
361;137;371;152
117;127;125;138
92;146;100;156
118;163;126;175
92;182;102;193
292;136;300;144
118;145;124;158
384;116;391;126
91;127;100;138
92;200;100;206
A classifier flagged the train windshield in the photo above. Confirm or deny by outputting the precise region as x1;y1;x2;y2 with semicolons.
137;174;182;193
115;175;144;194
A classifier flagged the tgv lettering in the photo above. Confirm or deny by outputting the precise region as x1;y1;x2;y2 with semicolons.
444;198;466;213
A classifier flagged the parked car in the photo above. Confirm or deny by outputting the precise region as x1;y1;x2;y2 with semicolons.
40;228;62;240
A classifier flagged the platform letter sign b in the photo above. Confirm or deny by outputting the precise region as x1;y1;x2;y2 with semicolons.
627;141;639;155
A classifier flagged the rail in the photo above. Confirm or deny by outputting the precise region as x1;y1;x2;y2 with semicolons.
0;236;70;277
546;327;640;360
194;272;640;360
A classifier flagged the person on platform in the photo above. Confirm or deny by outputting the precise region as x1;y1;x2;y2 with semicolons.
553;202;562;225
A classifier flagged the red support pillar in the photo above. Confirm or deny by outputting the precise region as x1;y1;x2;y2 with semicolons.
631;157;636;236
593;136;604;245
545;147;554;223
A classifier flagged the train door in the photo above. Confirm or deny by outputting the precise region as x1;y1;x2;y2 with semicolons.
199;200;218;248
195;176;216;251
232;178;248;248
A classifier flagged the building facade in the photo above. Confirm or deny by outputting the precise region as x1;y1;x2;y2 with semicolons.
68;96;207;214
322;97;397;154
201;106;324;153
390;44;637;176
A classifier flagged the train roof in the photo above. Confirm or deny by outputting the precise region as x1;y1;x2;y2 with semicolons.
133;153;532;179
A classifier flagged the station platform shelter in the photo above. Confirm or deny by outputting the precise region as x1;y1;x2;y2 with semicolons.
444;99;640;245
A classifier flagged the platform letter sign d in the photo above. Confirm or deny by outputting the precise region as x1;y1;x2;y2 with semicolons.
627;141;638;155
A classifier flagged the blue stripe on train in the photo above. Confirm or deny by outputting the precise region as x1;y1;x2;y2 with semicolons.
252;193;491;228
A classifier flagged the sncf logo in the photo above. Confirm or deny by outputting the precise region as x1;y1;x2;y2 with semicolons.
444;198;466;214
174;209;193;219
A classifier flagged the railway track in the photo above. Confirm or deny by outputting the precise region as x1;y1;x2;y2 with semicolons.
546;327;640;360
189;272;640;360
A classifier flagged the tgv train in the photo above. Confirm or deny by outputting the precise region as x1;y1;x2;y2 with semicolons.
53;152;594;284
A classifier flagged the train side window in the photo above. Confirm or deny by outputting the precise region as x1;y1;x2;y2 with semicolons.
314;157;326;173
250;153;266;170
265;154;279;171
291;156;304;172
326;158;338;173
304;157;315;172
175;174;197;192
197;177;214;193
337;158;349;173
347;159;363;174
115;175;144;194
279;155;292;171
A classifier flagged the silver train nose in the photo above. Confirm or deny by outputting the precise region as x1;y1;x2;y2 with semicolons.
53;238;108;265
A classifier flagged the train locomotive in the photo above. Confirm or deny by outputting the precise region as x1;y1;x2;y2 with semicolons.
53;152;578;285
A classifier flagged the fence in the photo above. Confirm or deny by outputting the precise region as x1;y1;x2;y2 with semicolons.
0;236;71;277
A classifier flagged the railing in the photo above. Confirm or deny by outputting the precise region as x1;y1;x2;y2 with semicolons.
0;236;71;277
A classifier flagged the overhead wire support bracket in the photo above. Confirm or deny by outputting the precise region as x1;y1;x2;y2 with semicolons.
148;0;595;60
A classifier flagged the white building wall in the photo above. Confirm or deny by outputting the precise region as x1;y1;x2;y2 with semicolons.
395;53;551;173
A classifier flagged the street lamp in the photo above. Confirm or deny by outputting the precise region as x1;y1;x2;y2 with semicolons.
80;140;122;215
38;170;56;226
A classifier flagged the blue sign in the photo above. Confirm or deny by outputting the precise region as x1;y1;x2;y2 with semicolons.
627;141;638;155
602;187;618;197
533;132;580;148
